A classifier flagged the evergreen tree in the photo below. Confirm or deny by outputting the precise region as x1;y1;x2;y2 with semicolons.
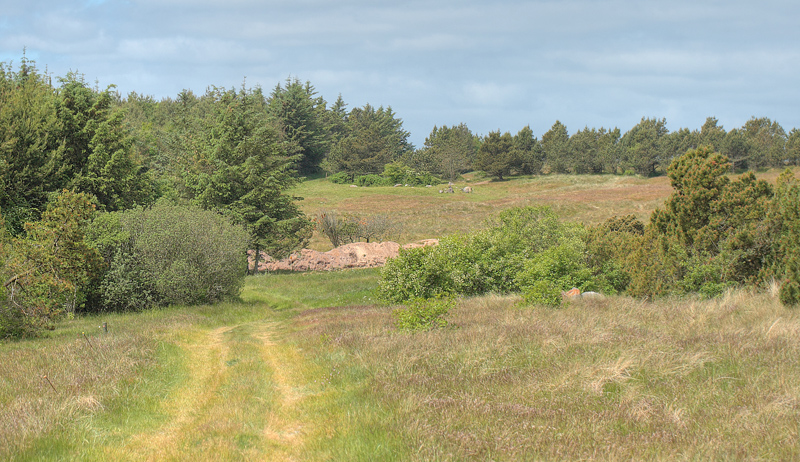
743;117;787;168
0;57;61;234
786;128;800;166
325;104;413;175
474;130;514;180
267;78;329;174
699;117;726;152
541;121;570;174
513;125;543;175
420;123;476;180
185;86;312;260
721;128;755;171
619;117;669;177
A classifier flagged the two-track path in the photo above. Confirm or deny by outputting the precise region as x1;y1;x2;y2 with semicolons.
104;321;314;461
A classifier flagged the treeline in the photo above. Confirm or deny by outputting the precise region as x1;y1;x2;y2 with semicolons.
416;116;800;182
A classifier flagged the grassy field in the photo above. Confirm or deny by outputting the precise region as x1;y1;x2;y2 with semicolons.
293;172;674;250
3;271;799;460
3;171;800;460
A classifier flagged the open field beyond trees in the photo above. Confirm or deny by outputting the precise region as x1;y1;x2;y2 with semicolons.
295;172;673;250
3;172;800;461
294;169;789;250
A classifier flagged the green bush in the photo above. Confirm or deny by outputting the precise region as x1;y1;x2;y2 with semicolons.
773;170;800;306
1;191;102;336
379;246;454;302
99;248;161;311
355;174;391;187
328;171;353;184
86;204;249;310
779;255;800;307
520;280;562;307
382;161;438;186
392;295;455;331
515;240;596;306
379;206;584;303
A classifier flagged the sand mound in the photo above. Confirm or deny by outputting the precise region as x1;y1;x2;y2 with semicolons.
248;239;439;272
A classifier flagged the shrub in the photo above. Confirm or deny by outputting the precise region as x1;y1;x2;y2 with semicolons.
315;210;357;248
316;210;400;247
379;206;584;303
586;215;645;294
779;255;800;307
355;174;391;187
86;204;249;311
1;191;102;336
773;170;800;306
328;171;353;184
99;248;161;311
515;240;596;306
392;295;455;331
382;161;438;186
379;245;456;303
520;280;562;307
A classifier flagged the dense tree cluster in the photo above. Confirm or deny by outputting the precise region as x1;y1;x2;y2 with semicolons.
466;117;799;181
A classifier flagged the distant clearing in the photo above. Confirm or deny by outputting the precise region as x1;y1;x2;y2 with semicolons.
294;173;673;250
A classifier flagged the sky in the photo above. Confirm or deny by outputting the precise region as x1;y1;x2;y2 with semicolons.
2;0;799;146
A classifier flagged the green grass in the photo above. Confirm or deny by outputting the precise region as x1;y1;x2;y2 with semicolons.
293;173;672;250
242;267;382;309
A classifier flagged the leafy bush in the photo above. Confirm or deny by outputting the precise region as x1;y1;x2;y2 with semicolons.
1;191;102;337
327;171;353;184
382;161;438;186
392;295;455;330
379;206;584;303
586;215;645;294
515;240;596;306
86;204;249;311
355;174;392;187
519;280;562;307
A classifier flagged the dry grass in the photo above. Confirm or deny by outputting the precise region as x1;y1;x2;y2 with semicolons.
295;168;798;251
294;288;800;460
294;174;673;250
0;310;197;458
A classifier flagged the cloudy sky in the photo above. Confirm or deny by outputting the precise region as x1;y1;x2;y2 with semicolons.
2;0;798;145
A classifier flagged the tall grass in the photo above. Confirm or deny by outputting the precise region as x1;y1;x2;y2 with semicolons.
0;308;197;459
294;288;800;460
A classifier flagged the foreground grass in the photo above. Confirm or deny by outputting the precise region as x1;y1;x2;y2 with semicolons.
3;269;800;460
293;286;800;460
0;270;396;461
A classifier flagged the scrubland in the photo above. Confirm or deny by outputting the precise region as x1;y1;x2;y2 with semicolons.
2;172;799;461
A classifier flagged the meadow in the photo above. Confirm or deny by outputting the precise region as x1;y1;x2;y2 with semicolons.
294;172;673;250
2;172;799;461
